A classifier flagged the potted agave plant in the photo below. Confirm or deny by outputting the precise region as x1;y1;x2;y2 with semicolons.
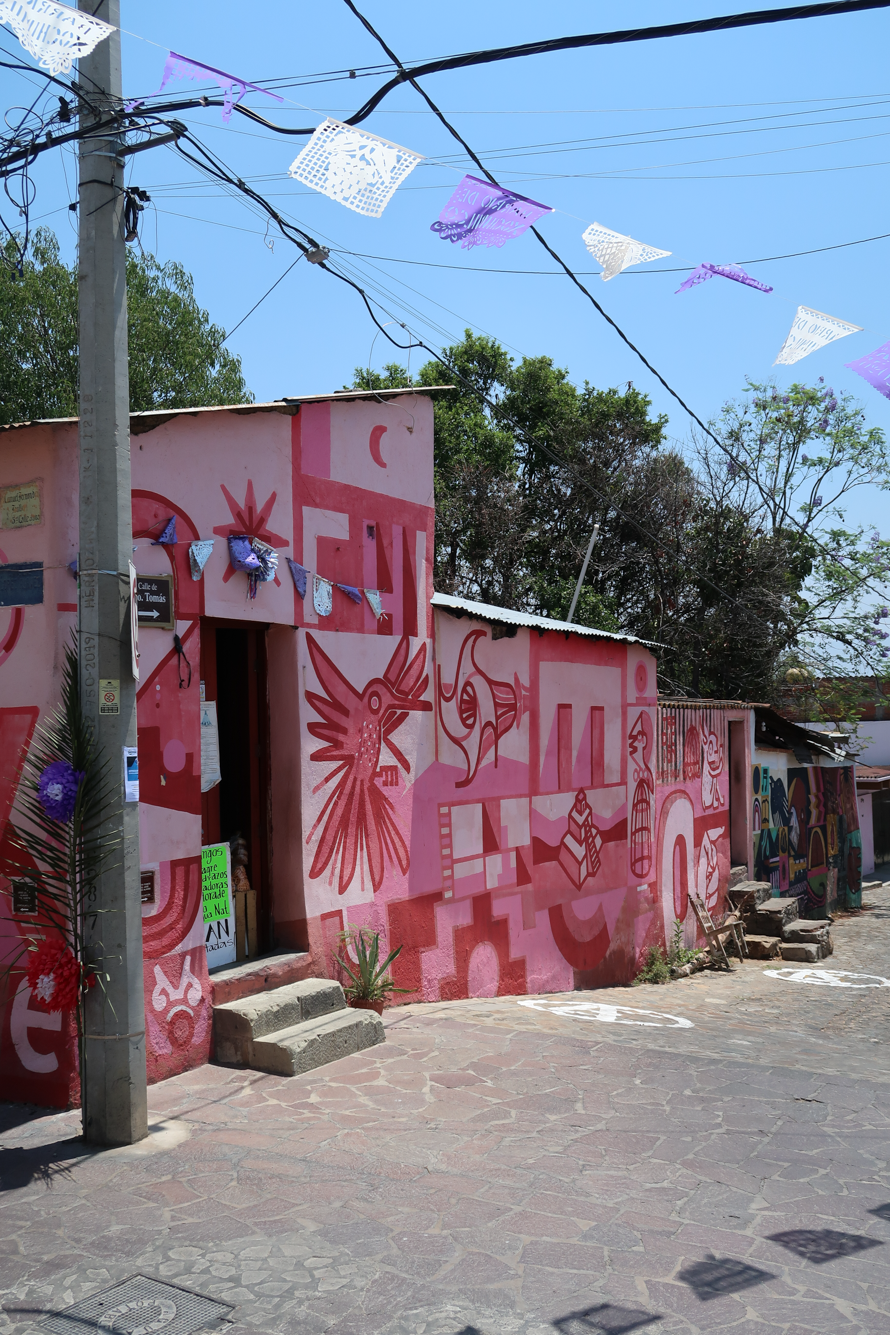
336;925;408;1015
3;644;120;1120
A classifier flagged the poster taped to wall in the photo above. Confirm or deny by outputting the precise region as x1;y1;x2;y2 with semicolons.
202;842;235;969
200;700;221;792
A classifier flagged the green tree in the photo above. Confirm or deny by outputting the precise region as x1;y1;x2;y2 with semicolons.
0;228;252;424
357;340;890;704
706;380;890;705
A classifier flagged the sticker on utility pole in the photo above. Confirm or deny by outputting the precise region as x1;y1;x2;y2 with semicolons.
200;699;221;792
129;561;140;682
99;678;120;715
202;842;236;969
135;573;174;629
123;746;139;802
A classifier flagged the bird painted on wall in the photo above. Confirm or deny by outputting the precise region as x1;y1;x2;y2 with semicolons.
304;633;432;894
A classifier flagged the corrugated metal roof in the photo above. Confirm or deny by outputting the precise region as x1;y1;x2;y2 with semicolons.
0;386;455;436
431;592;657;647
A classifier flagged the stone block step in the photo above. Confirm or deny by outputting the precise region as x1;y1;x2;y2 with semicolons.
728;881;772;910
214;978;346;1065
209;949;315;1006
251;1007;385;1077
745;934;782;960
746;897;801;935
779;941;823;963
783;922;832;952
728;865;750;890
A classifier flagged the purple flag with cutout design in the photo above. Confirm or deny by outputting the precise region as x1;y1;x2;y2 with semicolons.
846;340;890;401
127;51;283;123
676;263;772;295
431;175;552;250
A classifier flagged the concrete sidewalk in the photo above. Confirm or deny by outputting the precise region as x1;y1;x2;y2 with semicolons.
2;892;890;1335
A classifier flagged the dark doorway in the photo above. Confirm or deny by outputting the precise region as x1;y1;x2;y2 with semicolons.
728;721;748;869
201;621;271;955
873;789;890;868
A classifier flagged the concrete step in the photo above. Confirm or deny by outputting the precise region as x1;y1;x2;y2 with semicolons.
251;1007;385;1077
746;898;802;935
745;934;782;960
779;941;823;963
209;949;315;1006
214;978;346;1065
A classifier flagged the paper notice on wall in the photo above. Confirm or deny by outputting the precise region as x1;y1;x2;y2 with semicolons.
200;700;221;792
202;842;236;969
123;746;139;802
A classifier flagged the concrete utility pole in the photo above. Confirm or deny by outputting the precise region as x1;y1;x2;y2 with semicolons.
77;0;147;1146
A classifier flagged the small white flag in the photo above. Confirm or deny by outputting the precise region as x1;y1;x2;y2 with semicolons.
189;539;214;581
288;117;423;218
0;0;114;76
774;305;862;366
365;589;383;620
313;575;332;617
582;221;671;281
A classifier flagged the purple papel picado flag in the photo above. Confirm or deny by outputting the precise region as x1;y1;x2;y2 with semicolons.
127;51;283;123
431;175;552;250
676;263;772;295
845;340;890;402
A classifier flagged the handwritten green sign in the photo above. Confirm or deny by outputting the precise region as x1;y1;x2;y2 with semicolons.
201;843;231;923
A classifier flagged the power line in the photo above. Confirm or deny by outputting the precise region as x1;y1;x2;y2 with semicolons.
94;2;890;139
337;0;890;650
340;228;890;276
345;0;890;127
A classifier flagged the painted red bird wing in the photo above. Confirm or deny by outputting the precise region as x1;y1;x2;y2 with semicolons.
307;635;359;714
383;636;410;688
367;782;410;886
309;770;358;886
305;634;361;761
394;641;428;699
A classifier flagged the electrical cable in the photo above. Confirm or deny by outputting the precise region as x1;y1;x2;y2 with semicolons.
105;1;890;140
344;0;890;128
221;252;303;342
337;0;890;651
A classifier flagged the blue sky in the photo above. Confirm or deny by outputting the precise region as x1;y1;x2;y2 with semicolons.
4;1;890;532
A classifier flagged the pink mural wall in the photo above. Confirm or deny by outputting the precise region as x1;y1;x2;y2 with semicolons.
654;702;735;950
0;393;734;1109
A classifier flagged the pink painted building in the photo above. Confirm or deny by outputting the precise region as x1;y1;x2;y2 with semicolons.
0;389;758;1107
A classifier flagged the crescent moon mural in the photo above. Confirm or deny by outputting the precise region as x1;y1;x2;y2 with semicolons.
369;425;388;468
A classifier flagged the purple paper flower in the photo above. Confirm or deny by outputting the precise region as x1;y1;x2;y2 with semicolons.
801;454;809;463
38;761;84;823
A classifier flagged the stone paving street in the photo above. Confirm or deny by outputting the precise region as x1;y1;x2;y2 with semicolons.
3;890;890;1335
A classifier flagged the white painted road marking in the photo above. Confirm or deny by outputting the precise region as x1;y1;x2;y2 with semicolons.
518;998;694;1028
765;968;890;988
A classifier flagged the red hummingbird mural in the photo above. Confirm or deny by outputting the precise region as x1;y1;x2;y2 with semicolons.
304;634;432;894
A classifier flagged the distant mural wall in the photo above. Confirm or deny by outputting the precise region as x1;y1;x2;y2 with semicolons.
752;762;861;914
653;703;732;949
298;614;661;1001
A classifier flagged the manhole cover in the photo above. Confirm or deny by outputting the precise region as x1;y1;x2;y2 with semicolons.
41;1275;233;1335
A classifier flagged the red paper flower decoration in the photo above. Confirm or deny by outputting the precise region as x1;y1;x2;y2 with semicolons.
26;939;94;1012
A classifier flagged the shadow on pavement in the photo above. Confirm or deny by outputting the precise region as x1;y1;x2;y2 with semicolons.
869;1204;890;1222
768;1229;884;1263
0;1137;91;1190
552;1303;660;1333
677;1255;775;1301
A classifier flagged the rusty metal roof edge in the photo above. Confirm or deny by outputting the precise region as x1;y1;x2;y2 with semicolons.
431;591;659;647
0;386;455;436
